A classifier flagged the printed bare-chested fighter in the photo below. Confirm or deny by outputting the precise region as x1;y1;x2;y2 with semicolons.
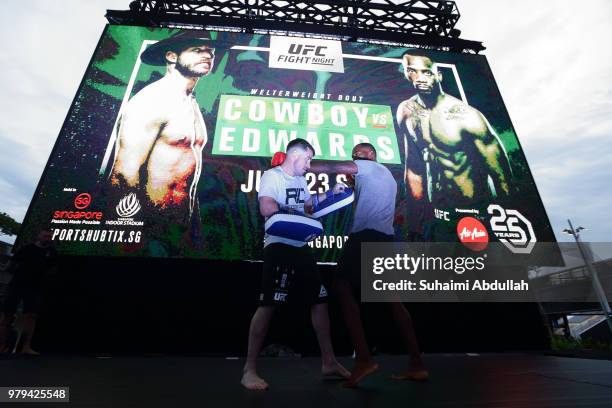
110;32;214;237
397;54;512;208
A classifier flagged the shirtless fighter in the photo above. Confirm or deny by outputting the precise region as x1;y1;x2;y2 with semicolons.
397;54;512;238
241;138;350;390
110;31;214;245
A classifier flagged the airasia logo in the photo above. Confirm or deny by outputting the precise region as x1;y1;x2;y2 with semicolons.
74;193;91;209
457;217;489;251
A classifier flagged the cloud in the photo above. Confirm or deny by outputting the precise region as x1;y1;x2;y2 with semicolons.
457;0;612;242
0;0;126;224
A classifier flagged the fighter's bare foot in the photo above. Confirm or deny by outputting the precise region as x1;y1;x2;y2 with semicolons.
241;371;269;390
321;361;351;379
389;369;429;382
20;347;40;356
343;361;379;388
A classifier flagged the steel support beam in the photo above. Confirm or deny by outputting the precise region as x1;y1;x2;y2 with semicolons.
107;1;484;53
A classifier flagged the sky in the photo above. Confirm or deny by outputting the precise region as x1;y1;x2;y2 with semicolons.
0;0;610;244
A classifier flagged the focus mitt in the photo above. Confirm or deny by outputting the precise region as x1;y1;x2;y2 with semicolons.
265;211;323;242
311;188;354;219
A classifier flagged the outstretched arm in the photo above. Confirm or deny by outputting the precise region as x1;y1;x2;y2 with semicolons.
309;160;358;175
306;160;356;212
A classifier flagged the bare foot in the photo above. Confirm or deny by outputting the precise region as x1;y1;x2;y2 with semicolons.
241;371;269;390
389;369;429;382
20;347;40;356
322;361;351;379
343;361;379;388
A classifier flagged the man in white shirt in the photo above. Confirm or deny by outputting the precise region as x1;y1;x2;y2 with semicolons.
241;138;350;390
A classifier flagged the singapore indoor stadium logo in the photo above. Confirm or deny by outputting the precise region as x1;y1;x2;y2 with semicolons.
116;193;141;218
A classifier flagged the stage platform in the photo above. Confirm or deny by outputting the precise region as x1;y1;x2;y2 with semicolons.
1;353;612;407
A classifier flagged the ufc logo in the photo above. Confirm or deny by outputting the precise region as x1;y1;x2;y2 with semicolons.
285;188;305;205
434;208;450;221
273;292;287;302
288;44;327;56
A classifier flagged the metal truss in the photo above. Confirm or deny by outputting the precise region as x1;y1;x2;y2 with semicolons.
106;1;485;53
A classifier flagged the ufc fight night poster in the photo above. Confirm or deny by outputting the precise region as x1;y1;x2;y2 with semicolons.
18;25;556;262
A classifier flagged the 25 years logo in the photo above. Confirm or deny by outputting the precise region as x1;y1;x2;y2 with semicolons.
487;204;536;254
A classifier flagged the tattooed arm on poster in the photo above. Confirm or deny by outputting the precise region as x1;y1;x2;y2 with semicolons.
396;100;425;202
470;112;512;199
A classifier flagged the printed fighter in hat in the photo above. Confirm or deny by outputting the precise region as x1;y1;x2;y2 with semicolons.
109;31;215;247
241;138;350;390
397;54;512;240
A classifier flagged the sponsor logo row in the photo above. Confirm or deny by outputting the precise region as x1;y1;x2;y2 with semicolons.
51;192;142;223
50;192;144;243
454;205;536;254
51;193;535;254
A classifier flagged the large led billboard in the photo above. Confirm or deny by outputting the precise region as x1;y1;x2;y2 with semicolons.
18;25;556;261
